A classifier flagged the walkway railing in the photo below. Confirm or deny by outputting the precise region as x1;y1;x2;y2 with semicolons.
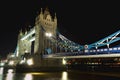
43;46;120;58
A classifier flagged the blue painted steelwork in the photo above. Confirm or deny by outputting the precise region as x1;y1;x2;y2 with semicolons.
14;24;120;58
88;30;120;49
56;32;84;51
42;27;84;51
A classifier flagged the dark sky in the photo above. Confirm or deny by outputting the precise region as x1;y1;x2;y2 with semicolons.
0;0;120;57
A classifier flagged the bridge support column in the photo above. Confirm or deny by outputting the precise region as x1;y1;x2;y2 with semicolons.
33;54;67;71
16;54;67;72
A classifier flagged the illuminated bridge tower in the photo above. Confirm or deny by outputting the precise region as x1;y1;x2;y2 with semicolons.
15;8;66;71
16;8;57;57
17;29;33;57
34;8;57;55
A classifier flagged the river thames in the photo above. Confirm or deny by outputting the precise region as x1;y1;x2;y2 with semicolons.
0;67;120;80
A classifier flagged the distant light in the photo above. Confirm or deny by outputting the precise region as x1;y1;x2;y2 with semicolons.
8;69;14;73
45;32;52;37
8;61;14;65
27;58;33;66
62;57;66;65
25;50;28;53
24;74;33;80
0;62;5;66
20;60;25;64
10;55;15;57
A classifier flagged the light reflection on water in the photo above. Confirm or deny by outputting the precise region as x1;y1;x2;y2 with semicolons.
24;74;33;80
0;67;69;80
5;70;14;80
1;67;120;80
62;71;68;80
0;67;4;80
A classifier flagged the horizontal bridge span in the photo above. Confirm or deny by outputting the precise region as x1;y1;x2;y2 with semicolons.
43;53;120;59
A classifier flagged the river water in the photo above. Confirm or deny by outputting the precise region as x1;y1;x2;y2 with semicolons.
0;67;120;80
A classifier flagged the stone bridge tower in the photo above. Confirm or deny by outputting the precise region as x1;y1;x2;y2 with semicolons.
16;8;57;57
17;30;32;57
34;8;57;54
15;8;66;70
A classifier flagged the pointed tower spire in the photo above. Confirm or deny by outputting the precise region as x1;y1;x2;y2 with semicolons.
54;13;57;19
54;12;57;23
41;8;43;14
19;29;23;36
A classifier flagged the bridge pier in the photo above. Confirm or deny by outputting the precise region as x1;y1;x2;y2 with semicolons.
15;54;67;72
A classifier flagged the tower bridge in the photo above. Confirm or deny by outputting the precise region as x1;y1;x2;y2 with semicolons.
7;8;120;72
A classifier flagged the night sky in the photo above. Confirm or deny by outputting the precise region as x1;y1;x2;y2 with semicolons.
0;0;120;57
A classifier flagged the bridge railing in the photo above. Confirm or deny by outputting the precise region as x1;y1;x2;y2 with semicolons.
84;47;120;54
43;46;120;58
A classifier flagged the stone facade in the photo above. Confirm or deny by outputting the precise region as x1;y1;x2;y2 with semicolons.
17;8;57;57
